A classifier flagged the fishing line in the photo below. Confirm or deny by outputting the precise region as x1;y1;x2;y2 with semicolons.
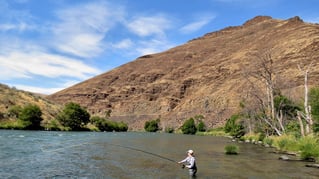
109;143;179;164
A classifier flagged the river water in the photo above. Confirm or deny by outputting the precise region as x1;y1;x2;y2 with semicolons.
0;130;318;179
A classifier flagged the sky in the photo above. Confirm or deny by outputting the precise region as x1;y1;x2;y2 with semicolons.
0;0;319;95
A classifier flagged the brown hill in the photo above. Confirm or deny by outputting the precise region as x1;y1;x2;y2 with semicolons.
0;84;62;125
47;16;319;131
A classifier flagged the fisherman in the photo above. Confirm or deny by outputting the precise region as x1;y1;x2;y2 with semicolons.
178;149;197;177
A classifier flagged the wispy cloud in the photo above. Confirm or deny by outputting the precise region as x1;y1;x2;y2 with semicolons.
51;1;125;58
0;50;101;80
9;80;80;94
180;15;215;34
126;14;172;38
0;22;35;32
112;39;134;49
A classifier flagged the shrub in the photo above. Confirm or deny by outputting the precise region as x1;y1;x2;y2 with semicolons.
57;102;90;130
225;145;239;155
224;114;245;138
45;119;62;131
298;136;319;161
263;137;274;146
144;119;160;132
274;135;298;152
197;120;206;132
7;105;22;119
91;116;128;132
181;118;197;135
165;127;174;133
19;104;43;130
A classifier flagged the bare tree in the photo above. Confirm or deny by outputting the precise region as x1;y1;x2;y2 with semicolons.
244;50;285;136
297;62;313;136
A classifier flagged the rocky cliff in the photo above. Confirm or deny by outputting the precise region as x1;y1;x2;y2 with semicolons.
47;16;319;130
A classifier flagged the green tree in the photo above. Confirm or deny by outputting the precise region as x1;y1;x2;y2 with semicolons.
117;121;128;132
19;104;43;130
224;114;245;137
144;119;160;132
181;118;197;135
7;105;22;119
310;87;319;132
90;116;128;132
197;120;206;132
57;102;90;130
274;94;300;119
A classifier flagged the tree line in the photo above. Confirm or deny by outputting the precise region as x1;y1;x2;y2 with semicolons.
0;102;128;132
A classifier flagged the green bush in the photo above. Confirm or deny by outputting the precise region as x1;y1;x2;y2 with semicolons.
181;118;197;135
165;127;174;133
144;119;160;132
263;137;274;146
277;138;289;151
45;119;62;131
7;105;22;119
274;135;298;152
197;120;206;132
298;136;319;161
224;114;245;138
91;116;128;132
57;102;90;130
0;120;26;129
225;145;239;155
19;104;43;130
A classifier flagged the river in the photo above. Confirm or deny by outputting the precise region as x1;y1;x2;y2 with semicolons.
0;130;318;178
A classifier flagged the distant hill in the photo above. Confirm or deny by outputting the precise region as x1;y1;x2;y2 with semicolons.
0;84;61;126
47;16;319;131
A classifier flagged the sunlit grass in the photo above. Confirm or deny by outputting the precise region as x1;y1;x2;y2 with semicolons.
225;145;239;155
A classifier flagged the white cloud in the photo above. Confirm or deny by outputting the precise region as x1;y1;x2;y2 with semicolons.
180;20;210;34
10;80;80;94
51;1;125;58
180;14;215;34
0;22;35;31
126;14;172;38
0;51;100;80
0;37;101;81
11;84;62;95
112;39;133;49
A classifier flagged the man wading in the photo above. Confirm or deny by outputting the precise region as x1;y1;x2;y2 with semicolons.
178;149;197;177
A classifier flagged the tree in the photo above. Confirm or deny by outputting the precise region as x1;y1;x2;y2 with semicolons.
181;118;197;135
7;105;22;119
309;87;319;132
144;119;160;132
19;104;43;130
197;120;206;132
57;102;90;130
91;116;128;132
244;50;285;135
297;63;314;136
224;114;245;137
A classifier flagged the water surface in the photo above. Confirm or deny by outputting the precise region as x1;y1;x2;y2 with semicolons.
0;130;318;178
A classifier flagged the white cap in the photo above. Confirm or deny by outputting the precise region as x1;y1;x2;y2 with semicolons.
187;149;194;154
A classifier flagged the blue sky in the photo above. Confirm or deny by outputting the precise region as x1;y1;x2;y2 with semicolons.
0;0;318;94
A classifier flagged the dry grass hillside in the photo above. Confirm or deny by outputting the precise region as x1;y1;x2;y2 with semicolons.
48;16;319;131
0;84;61;126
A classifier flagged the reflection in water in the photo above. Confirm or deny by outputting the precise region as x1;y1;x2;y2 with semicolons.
0;131;318;178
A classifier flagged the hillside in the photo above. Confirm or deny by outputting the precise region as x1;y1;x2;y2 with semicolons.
0;84;61;126
47;16;319;130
